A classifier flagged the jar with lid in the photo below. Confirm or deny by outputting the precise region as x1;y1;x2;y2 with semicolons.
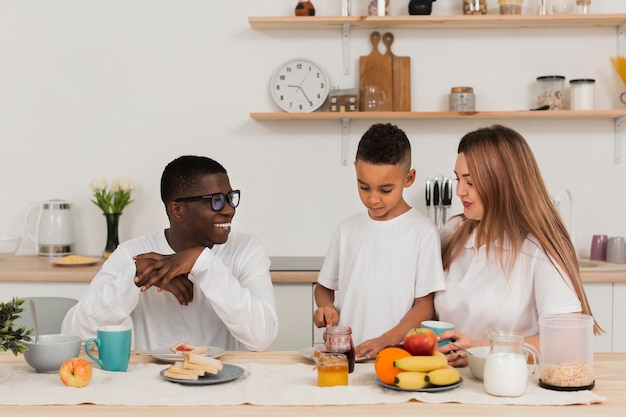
449;87;475;112
539;313;595;391
536;75;565;110
463;0;488;15
324;326;355;373
569;79;595;110
316;353;349;387
576;0;590;14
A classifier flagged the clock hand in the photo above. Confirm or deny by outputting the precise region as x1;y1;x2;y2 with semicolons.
286;84;313;105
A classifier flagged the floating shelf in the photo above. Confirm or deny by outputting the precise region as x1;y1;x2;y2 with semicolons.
251;111;626;165
248;14;626;30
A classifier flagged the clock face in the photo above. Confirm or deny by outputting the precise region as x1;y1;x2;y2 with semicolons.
270;59;330;113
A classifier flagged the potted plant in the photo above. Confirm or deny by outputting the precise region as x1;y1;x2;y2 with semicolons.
0;297;33;355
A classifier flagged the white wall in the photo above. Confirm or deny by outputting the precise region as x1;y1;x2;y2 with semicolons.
1;0;625;259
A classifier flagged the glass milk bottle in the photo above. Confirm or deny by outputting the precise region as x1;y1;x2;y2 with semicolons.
483;330;540;397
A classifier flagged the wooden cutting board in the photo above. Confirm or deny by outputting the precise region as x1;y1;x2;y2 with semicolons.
359;31;393;112
383;32;411;112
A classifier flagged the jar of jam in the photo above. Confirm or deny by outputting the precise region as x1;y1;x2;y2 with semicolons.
325;326;355;373
449;87;475;112
316;353;349;387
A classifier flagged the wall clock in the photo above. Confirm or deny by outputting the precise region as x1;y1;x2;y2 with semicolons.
270;59;330;113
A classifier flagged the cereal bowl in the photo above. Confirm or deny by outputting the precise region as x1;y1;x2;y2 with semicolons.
466;346;490;380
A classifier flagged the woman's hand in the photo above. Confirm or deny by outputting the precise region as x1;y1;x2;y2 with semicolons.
436;329;484;367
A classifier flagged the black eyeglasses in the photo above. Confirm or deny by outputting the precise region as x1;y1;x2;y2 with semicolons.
174;190;241;211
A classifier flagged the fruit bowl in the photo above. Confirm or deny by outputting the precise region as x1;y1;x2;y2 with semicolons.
23;334;82;373
0;235;21;258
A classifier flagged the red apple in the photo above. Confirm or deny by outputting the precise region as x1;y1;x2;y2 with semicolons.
403;328;437;356
59;358;93;388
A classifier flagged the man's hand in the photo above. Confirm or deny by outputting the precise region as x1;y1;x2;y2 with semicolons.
313;306;339;329
134;247;204;293
159;275;194;305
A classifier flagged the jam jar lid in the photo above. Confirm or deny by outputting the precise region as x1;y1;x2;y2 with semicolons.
450;86;474;93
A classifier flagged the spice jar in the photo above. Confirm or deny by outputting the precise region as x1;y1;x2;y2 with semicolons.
576;0;590;14
449;87;475;112
463;0;488;15
316;353;349;387
536;75;565;110
569;79;595;110
325;326;355;373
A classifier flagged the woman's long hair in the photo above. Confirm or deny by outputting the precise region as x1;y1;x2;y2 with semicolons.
441;125;602;334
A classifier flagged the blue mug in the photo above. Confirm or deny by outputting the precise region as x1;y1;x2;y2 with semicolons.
85;325;132;372
421;320;455;347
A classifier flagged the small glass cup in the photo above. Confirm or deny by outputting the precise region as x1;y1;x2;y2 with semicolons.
316;353;349;387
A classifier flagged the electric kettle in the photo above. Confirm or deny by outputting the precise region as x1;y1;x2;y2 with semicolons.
25;199;76;257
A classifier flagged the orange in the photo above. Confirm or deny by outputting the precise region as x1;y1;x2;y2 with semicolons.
374;346;411;385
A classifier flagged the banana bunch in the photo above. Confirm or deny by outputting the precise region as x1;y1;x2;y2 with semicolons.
392;352;461;389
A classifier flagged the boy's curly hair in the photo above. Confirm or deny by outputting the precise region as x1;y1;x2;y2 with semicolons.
355;123;411;168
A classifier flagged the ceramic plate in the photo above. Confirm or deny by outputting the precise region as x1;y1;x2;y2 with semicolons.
297;346;372;362
160;364;244;385
377;377;463;392
51;256;99;266
149;346;226;363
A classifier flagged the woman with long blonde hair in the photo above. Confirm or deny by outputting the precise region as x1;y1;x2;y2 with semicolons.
434;125;601;367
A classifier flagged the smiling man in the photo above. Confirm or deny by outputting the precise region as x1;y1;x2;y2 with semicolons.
62;156;278;351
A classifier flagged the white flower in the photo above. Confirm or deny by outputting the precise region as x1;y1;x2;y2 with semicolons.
89;178;108;192
118;178;134;192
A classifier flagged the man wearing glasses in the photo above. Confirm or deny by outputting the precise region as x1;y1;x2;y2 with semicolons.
62;155;279;351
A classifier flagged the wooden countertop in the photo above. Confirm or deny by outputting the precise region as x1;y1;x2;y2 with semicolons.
1;255;624;284
0;350;624;416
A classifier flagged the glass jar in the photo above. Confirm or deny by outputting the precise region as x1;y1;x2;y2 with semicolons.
536;75;565;110
449;87;475;111
539;313;595;390
576;0;590;14
498;0;523;14
324;326;355;373
463;0;488;15
569;79;595;110
316;353;349;387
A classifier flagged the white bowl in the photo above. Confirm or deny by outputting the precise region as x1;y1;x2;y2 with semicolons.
467;346;490;380
23;334;82;373
0;235;21;258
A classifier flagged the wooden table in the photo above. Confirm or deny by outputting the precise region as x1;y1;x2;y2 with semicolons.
1;350;624;416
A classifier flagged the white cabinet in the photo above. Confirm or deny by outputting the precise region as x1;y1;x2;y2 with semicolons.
613;283;626;351
269;283;315;350
583;283;613;352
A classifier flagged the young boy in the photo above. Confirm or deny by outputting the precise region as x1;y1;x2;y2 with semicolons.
313;123;445;359
62;155;278;351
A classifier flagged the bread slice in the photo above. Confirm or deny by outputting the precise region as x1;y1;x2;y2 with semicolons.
167;361;206;376
183;352;223;375
163;370;200;380
170;342;208;355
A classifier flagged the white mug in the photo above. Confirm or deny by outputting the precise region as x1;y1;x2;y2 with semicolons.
606;236;626;264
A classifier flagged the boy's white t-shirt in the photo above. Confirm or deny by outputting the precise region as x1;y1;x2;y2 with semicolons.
317;208;446;346
434;218;582;340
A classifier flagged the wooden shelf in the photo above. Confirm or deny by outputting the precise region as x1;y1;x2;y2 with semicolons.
250;110;626;121
249;14;626;30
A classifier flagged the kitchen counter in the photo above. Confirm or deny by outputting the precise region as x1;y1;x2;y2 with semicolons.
0;255;624;284
0;350;624;416
0;255;323;284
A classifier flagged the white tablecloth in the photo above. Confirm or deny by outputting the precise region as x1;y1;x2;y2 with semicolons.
0;362;605;406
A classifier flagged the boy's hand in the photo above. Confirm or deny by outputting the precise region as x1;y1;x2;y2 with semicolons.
313;306;339;328
355;337;391;360
134;247;204;292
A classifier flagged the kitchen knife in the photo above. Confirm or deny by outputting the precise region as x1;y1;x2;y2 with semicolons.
425;178;431;221
442;177;453;225
433;177;440;228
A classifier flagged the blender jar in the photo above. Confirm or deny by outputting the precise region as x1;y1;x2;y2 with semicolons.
539;313;595;391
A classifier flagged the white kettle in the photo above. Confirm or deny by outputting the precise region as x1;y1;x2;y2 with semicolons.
25;199;76;257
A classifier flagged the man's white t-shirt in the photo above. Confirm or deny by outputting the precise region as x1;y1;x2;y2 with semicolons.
62;231;278;351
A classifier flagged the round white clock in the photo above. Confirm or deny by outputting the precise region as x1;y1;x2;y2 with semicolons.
270;59;330;113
